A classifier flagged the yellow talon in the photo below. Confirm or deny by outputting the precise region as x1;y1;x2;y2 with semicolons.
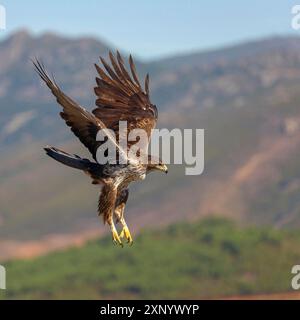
112;228;123;247
120;226;133;245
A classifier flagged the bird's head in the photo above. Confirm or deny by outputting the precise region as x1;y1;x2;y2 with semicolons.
146;155;168;174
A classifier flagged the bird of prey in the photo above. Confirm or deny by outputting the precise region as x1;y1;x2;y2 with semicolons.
33;51;168;246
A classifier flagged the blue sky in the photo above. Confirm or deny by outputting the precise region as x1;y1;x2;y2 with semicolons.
0;0;299;59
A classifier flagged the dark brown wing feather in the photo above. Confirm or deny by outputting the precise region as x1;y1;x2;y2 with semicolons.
33;59;108;161
93;51;158;151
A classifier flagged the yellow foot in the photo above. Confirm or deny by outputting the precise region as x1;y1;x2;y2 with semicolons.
112;228;123;247
120;226;133;245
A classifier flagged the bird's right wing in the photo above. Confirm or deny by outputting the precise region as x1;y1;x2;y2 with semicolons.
93;51;158;154
33;59;124;162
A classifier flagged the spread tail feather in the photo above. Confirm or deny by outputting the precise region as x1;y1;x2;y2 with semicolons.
44;146;95;171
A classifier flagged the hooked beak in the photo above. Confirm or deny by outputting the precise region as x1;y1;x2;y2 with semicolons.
162;164;168;174
152;163;168;174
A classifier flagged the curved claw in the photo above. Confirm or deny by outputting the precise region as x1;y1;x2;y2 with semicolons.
112;228;123;247
120;226;133;245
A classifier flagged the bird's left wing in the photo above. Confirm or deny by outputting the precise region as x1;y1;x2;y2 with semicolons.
33;60;124;162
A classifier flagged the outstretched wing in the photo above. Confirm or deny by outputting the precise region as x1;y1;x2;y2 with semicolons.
33;59;121;162
93;51;158;152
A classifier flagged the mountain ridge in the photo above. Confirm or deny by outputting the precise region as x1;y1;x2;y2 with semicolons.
1;31;300;244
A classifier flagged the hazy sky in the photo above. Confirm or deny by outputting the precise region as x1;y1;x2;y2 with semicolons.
0;0;299;59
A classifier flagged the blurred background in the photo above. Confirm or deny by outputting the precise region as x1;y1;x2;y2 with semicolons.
1;0;300;299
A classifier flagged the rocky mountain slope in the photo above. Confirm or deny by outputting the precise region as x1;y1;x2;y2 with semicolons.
0;31;300;247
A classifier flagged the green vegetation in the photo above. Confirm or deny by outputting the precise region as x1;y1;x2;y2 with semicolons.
1;217;299;299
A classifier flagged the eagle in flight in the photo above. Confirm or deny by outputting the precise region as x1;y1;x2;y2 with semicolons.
33;51;168;246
